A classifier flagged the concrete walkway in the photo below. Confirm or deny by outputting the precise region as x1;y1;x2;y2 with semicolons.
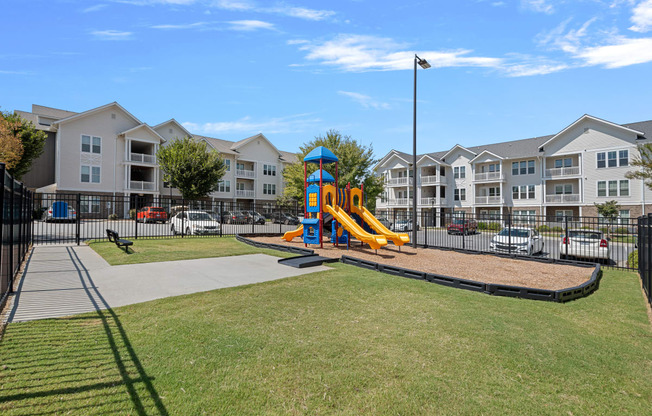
5;245;330;323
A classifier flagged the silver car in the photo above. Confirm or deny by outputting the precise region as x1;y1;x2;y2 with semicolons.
559;229;610;261
170;210;221;235
490;227;544;256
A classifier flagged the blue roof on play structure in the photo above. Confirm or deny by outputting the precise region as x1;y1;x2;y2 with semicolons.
307;169;335;183
304;146;339;163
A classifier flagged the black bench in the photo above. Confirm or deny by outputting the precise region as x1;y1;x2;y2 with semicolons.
106;229;133;252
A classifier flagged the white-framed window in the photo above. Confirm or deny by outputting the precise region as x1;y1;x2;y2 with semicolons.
513;210;536;225
81;135;101;154
236;182;245;191
80;196;100;214
555;210;574;220
218;180;230;193
481;163;500;173
512;160;535;175
263;164;277;176
224;160;231;171
597;180;629;197
555;184;573;195
81;165;100;183
619;210;631;225
512;185;536;199
554;157;573;168
454;188;466;201
237;162;245;171
263;184;276;195
454;166;465;179
597;149;628;168
488;186;500;197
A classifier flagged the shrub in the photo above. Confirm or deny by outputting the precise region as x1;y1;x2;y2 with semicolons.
129;209;137;220
613;227;629;235
487;222;501;231
599;227;609;234
478;222;488;230
628;250;638;269
551;226;563;232
537;224;550;232
108;213;118;220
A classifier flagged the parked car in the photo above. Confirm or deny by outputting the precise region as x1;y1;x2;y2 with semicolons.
42;201;76;222
447;219;478;235
490;227;544;256
377;216;392;229
242;211;266;225
237;210;254;224
393;219;419;232
559;229;610;261
271;212;300;225
136;206;168;223
170;210;221;235
221;210;247;224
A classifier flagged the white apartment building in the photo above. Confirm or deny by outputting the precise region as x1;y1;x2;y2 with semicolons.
375;115;652;222
16;102;296;214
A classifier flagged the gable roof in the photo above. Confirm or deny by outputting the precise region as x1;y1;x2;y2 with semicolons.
230;133;282;157
119;124;166;143
53;102;142;126
538;114;645;151
152;118;193;138
440;144;477;162
31;104;77;119
375;150;411;169
197;134;298;162
469;149;504;163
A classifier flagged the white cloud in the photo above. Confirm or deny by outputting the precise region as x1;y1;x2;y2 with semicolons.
150;21;208;29
630;0;652;32
538;17;597;54
521;0;555;14
267;6;335;21
576;36;652;67
338;91;390;109
227;20;275;31
213;0;253;11
91;30;133;40
182;113;321;134
82;4;108;13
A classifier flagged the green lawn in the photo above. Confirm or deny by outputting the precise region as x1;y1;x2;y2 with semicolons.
1;249;651;414
88;236;294;265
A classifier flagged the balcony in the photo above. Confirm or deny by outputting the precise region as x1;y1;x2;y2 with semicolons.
545;194;581;204
474;172;504;182
129;180;156;191
129;153;156;164
236;189;255;198
475;196;503;205
420;176;441;185
387;198;411;206
236;169;256;179
419;197;447;206
544;166;581;178
386;177;413;186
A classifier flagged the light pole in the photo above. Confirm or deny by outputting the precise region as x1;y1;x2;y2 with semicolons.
412;54;431;248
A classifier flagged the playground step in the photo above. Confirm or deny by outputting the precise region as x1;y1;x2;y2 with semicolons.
278;254;339;269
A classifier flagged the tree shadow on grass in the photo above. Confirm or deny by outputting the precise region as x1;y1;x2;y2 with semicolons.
0;247;168;415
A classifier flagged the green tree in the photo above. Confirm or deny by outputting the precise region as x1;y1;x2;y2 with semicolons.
0;111;46;179
282;130;383;210
626;143;652;189
0;115;24;170
594;200;620;222
157;137;226;200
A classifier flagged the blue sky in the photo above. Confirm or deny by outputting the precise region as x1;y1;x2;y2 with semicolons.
2;0;652;158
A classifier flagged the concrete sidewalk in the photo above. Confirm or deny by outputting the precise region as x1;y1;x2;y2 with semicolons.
5;245;330;323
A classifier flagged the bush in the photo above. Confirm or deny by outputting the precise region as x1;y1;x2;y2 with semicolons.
108;213;118;220
129;209;137;220
551;226;563;232
599;227;609;234
613;227;629;235
628;250;638;269
537;225;550;232
487;222;501;231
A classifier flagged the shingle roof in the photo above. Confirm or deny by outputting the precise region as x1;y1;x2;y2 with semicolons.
197;134;298;163
31;104;77;119
622;120;652;140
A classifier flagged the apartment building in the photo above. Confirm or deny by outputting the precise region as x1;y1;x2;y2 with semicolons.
16;102;297;214
375;115;652;223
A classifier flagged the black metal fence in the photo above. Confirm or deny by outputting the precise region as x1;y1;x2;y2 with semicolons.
637;214;652;307
32;193;304;245
375;209;637;270
1;163;33;310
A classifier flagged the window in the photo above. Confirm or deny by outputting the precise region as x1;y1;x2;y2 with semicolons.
80;196;100;214
263;184;276;195
528;185;535;199
263;164;276;176
224;160;231;171
488;187;500;197
609;180;618;197
554;158;573;168
236;182;245;191
619;210;630;225
597;181;606;197
513;185;535;199
555;184;573;195
81;165;100;183
597;152;606;168
514;210;536;225
454;188;466;201
454;167;459;179
218;180;230;193
619;180;629;196
512;160;535;175
556;210;574;221
454;166;465;179
619;150;629;166
598;180;627;197
608;151;617;167
237;162;245;171
81;135;101;154
512;186;519;200
460;167;465;178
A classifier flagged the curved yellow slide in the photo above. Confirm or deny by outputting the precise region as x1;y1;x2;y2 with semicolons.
324;204;387;250
282;224;303;242
351;205;410;246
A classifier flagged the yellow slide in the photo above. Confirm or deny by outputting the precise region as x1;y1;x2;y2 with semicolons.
324;204;387;250
351;205;410;246
282;225;303;242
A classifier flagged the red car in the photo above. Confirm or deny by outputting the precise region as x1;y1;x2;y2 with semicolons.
447;219;478;235
137;206;168;223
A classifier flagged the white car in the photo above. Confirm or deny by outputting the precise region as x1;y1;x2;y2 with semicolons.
489;227;544;256
170;210;221;235
559;229;610;261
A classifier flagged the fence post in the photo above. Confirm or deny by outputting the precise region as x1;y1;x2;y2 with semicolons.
647;214;652;301
507;213;512;255
564;215;569;259
18;184;23;263
75;193;81;245
134;195;139;240
0;164;6;293
219;201;223;237
424;211;428;248
461;211;466;250
181;198;185;238
251;204;255;234
9;180;14;282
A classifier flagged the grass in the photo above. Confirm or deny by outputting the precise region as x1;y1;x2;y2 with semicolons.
88;236;294;265
1;247;651;414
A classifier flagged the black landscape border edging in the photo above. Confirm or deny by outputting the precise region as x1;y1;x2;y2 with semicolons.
236;234;602;303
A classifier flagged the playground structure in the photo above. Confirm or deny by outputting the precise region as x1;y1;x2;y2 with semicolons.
282;146;409;250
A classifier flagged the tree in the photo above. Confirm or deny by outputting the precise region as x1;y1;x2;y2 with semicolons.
626;143;652;190
594;200;620;222
281;130;383;210
0;115;24;170
157;136;226;200
0;111;46;178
